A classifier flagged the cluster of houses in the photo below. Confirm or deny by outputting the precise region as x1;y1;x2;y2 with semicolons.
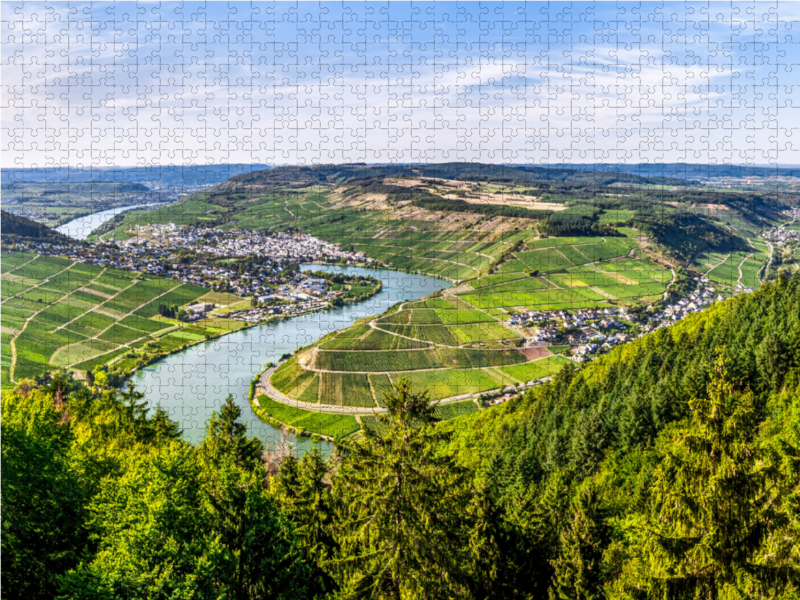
762;208;800;250
501;274;743;365
18;224;371;302
228;298;329;324
125;225;370;265
642;278;723;331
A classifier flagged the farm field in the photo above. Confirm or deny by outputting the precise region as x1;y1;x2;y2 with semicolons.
267;292;571;408
0;250;243;387
258;228;679;410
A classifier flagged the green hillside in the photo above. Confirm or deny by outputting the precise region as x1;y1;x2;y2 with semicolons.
3;274;799;600
0;251;244;387
98;165;788;284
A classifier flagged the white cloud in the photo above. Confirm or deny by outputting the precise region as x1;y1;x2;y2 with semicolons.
2;1;800;167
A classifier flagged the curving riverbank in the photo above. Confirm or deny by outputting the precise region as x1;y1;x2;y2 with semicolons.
133;265;451;447
56;202;170;240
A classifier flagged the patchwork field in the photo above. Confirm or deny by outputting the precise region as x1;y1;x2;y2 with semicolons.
456;241;672;311
0;251;243;387
267;291;572;408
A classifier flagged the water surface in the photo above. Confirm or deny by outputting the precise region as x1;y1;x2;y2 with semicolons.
57;203;168;240
133;265;450;448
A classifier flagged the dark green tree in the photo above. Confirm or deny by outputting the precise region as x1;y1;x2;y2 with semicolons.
642;357;786;599
549;483;609;600
330;379;470;599
59;441;220;600
199;395;309;600
273;450;338;597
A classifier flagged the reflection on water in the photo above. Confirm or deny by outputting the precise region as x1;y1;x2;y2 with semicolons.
133;265;450;449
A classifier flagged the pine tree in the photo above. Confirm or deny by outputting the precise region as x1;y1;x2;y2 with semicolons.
330;379;470;600
199;396;309;600
274;449;338;597
642;356;785;599
549;484;609;600
200;394;263;471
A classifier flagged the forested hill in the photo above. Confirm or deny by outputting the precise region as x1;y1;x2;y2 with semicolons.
223;162;695;188
0;210;71;243
443;272;800;596
4;274;800;599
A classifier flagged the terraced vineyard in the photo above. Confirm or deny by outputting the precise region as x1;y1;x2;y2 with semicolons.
0;251;246;387
267;293;573;409
265;235;670;410
83;166;783;416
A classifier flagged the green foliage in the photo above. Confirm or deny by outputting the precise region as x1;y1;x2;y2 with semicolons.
330;379;471;599
1;388;85;600
634;358;791;599
5;273;800;600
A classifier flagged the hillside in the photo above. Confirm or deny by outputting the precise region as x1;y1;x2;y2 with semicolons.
433;271;800;597
4;274;799;600
223;162;696;188
102;164;788;271
0;250;246;388
0;210;72;243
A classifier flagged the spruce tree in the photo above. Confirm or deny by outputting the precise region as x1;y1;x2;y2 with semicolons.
549;484;609;600
642;356;784;599
330;379;470;600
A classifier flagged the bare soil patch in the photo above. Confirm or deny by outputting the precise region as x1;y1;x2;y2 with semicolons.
520;347;553;360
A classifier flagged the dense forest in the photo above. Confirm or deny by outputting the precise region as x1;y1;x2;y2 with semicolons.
4;273;800;599
0;210;72;243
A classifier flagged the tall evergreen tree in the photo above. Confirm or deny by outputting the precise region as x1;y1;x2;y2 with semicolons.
641;356;786;599
273;449;339;597
199;396;309;600
330;379;470;600
549;483;609;600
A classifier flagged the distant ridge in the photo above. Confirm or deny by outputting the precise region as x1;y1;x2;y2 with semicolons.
0;164;272;188
1;210;72;243
224;162;696;188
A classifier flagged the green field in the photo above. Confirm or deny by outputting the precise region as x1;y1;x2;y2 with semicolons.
271;291;567;407
262;227;666;409
254;393;360;438
0;251;241;386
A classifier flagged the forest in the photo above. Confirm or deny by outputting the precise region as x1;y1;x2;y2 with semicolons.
0;210;72;243
3;272;800;600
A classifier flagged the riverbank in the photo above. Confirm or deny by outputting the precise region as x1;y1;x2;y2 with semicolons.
132;266;452;446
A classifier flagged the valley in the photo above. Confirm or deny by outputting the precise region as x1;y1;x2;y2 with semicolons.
3;164;799;440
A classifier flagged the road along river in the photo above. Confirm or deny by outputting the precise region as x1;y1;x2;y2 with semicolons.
133;265;450;448
56;202;169;240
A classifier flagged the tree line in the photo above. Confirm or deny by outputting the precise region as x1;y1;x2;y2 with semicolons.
3;273;800;599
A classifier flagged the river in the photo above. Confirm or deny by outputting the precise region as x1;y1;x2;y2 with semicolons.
132;265;451;449
56;203;169;240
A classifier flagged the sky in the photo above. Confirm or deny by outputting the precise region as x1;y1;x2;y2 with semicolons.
3;1;800;168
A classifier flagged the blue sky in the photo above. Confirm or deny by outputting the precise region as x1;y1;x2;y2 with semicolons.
3;1;800;168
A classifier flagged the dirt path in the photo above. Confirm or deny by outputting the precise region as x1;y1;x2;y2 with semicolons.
662;269;677;301
703;253;730;277
736;253;753;288
763;241;774;282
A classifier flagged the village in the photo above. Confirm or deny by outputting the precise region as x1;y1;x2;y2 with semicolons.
762;207;800;248
11;225;372;298
504;275;729;365
122;223;373;264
